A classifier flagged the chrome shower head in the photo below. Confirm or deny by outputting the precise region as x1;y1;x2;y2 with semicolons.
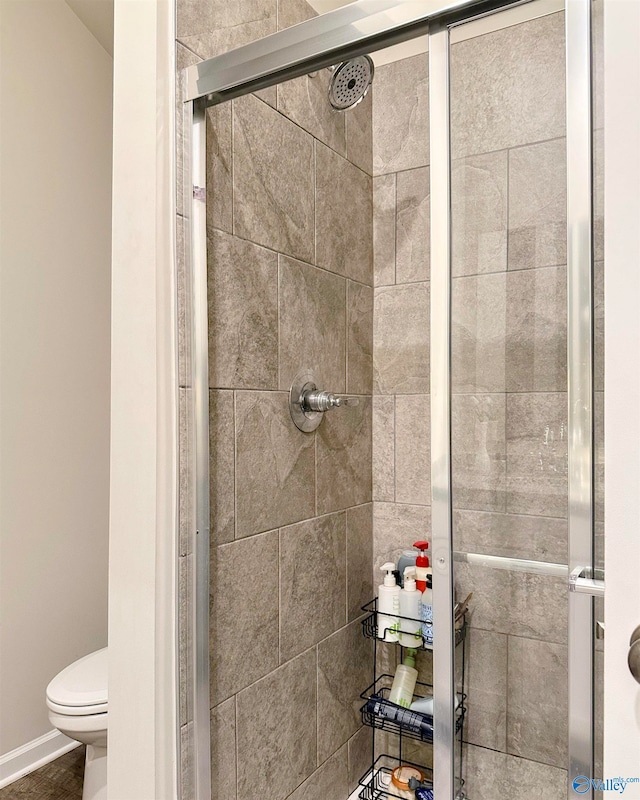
328;55;374;111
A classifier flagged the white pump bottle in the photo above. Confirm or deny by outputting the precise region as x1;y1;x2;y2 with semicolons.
399;567;423;647
377;562;400;642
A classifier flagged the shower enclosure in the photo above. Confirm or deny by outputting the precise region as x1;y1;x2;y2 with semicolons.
177;0;605;797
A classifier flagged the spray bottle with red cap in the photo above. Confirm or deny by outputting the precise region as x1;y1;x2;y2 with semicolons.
413;541;433;647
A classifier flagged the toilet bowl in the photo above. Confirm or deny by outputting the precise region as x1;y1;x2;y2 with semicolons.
46;648;108;800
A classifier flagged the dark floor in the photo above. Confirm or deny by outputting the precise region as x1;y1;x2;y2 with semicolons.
0;747;85;799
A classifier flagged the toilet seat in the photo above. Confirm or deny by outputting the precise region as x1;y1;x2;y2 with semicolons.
47;697;108;715
46;647;107;713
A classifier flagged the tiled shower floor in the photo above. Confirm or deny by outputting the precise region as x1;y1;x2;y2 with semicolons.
0;747;84;799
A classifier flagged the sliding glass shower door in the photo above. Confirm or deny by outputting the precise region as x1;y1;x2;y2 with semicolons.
430;0;604;797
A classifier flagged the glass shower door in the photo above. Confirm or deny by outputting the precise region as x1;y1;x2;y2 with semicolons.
430;0;602;797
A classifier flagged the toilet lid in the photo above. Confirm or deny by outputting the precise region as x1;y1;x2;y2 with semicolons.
46;648;108;708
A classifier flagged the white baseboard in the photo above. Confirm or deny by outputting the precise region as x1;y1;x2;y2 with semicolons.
0;729;80;789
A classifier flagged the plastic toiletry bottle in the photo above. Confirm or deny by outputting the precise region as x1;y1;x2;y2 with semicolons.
421;573;433;647
399;567;423;648
413;541;430;592
389;648;419;708
397;550;418;587
377;562;400;642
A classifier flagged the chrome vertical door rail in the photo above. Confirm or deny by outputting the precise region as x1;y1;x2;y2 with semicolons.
185;98;212;800
566;0;595;795
429;21;456;800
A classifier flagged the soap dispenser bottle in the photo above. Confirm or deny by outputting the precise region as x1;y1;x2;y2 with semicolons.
413;541;430;592
377;562;400;642
399;567;422;647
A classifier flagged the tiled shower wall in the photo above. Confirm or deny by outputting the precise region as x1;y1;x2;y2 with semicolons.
369;10;604;800
177;2;374;800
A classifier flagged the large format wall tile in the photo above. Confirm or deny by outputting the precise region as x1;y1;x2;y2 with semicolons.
316;143;373;285
347;281;373;395
210;532;279;705
346;504;373;621
208;229;278;389
452;272;506;394
209;390;235;545
278;255;346;393
236;649;317;800
505;266;567;392
463;744;567;800
450;12;565;158
177;0;276;60
506;393;567;518
289;746;349;800
508;138;567;271
453;509;567;565
372;396;394;501
210;699;236;799
452;394;506;512
235;392;315;536
373;55;429;175
395;395;430;505
280;513;347;661
278;0;315;29
233;94;314;262
373;502;431;576
452;151;508;277
374;283;429;394
463;629;507;751
455;563;568;644
206;103;233;234
396;166;430;284
373;174;396;287
317;620;373;763
507;637;568;768
347;726;371;794
317;398;372;514
278;71;347;156
346;91;373;176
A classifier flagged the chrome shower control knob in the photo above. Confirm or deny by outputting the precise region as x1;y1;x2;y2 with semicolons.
289;370;360;432
303;390;360;413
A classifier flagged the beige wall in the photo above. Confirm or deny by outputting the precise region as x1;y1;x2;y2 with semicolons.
0;0;112;754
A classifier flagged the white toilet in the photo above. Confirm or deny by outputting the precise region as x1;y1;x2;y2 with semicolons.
46;648;108;800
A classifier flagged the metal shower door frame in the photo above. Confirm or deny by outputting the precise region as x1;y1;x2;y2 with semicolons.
181;0;599;797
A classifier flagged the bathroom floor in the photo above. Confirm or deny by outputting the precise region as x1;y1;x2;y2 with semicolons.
0;747;84;799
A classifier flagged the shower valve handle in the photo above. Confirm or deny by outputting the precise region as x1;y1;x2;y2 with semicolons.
302;389;360;413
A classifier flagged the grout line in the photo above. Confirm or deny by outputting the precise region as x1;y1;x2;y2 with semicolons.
233;390;238;541
231;98;236;236
345;280;349;394
205;224;374;289
278;528;282;666
313;138;317;266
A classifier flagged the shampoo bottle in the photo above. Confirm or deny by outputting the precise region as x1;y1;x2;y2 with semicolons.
413;541;430;592
399;567;422;648
388;648;418;708
377;562;400;642
421;573;433;647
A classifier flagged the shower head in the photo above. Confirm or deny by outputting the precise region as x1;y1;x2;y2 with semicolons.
328;55;374;111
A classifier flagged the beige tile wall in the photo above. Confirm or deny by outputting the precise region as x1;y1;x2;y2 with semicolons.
177;2;374;800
